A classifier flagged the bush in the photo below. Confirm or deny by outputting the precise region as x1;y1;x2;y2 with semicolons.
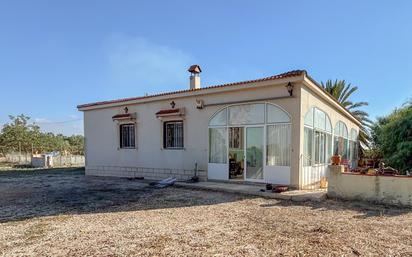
372;102;412;173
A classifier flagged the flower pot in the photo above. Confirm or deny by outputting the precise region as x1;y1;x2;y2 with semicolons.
273;185;289;193
331;155;341;165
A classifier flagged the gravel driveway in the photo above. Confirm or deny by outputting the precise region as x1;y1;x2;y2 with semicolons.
0;168;411;256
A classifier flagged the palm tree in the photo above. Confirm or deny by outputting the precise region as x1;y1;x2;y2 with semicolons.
321;79;372;155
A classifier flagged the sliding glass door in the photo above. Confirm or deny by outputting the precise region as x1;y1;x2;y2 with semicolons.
245;126;264;181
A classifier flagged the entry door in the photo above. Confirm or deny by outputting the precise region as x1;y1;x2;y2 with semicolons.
245;126;264;181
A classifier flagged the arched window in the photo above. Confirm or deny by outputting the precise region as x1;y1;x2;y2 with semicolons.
334;121;349;159
208;103;291;167
303;107;333;166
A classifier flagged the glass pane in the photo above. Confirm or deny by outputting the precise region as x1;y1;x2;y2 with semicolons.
341;123;348;138
267;124;291;166
229;104;264;125
304;107;314;127
350;129;358;141
314;131;320;164
343;138;349;160
325;115;332;133
334;136;339;155
320;133;325;164
326;134;332;163
209;108;227;126
209;128;227;164
334;123;340;136
246;127;263;180
165;122;183;148
314;108;326;131
303;127;313;166
120;124;135;148
266;104;290;123
229;127;244;179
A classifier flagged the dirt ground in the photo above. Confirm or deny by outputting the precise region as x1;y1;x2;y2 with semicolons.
0;168;411;256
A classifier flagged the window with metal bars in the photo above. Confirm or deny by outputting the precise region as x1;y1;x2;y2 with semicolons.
163;121;184;149
119;124;135;148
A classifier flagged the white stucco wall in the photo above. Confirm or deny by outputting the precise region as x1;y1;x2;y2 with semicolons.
81;76;361;188
82;79;302;186
328;166;412;206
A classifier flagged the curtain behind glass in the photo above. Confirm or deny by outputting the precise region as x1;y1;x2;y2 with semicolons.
209;128;227;164
303;127;313;166
266;124;291;166
326;134;332;164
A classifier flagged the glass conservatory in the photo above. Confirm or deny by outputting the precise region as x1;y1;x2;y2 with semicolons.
208;103;291;184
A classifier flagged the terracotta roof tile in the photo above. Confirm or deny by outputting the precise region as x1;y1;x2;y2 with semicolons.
155;109;181;115
112;113;133;120
77;70;306;109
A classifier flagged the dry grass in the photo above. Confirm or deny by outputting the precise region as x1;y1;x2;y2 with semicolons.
0;168;412;256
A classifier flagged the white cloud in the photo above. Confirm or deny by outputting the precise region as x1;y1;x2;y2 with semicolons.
34;118;52;123
105;35;194;92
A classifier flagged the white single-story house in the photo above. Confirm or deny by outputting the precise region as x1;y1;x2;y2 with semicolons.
77;66;361;189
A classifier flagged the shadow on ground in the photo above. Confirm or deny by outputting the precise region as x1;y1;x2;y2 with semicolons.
0;167;253;223
0;167;410;223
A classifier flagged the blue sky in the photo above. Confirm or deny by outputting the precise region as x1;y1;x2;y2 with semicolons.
1;1;411;135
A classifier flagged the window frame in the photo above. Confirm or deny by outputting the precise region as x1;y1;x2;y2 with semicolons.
303;107;333;166
163;120;184;149
334;121;349;159
119;123;136;149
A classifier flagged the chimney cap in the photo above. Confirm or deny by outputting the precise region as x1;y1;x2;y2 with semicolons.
188;64;202;74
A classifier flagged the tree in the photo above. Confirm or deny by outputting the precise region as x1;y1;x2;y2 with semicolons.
321;79;372;155
0;114;84;155
371;102;412;173
0;114;41;153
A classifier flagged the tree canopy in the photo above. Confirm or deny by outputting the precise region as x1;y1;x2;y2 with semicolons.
321;79;372;155
0;114;84;155
371;101;412;173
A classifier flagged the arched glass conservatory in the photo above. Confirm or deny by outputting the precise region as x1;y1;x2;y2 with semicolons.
302;107;333;189
303;107;333;166
208;103;291;184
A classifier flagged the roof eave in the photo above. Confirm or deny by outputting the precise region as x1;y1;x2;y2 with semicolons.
77;73;305;111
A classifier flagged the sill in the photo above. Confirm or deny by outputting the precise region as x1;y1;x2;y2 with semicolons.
118;147;137;150
162;147;185;150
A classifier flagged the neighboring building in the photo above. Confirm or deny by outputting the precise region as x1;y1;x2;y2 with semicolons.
77;66;361;189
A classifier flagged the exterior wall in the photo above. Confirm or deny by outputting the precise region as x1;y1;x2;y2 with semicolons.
83;81;302;186
299;84;361;189
328;166;412;206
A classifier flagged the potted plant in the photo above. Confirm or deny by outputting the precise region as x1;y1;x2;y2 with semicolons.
331;155;341;165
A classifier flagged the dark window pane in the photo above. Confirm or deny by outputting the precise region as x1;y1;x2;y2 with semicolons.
164;121;184;148
120;124;135;148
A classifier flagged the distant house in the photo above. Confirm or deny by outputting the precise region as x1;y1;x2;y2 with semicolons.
77;66;360;189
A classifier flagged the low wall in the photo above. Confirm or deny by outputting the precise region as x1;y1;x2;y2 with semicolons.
86;165;207;182
327;165;412;206
31;156;46;168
